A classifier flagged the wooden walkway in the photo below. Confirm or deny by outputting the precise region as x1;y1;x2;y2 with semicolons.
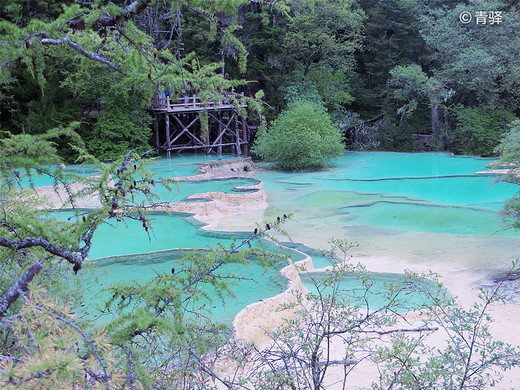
150;96;251;157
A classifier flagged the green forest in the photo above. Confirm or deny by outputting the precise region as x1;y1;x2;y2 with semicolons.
3;0;520;389
2;0;520;160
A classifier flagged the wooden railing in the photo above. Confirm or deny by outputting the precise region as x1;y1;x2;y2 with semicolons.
151;95;244;111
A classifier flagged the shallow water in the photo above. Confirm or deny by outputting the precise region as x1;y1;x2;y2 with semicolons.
257;151;516;217
74;152;520;323
256;152;520;269
300;271;445;312
89;249;289;325
21;153;240;187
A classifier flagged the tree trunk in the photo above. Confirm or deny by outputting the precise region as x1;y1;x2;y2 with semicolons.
431;103;442;149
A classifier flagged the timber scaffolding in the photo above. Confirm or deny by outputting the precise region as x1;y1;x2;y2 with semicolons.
150;95;252;157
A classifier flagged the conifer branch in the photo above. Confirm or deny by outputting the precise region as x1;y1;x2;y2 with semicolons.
95;0;153;29
39;35;124;73
0;237;83;271
42;307;112;388
0;260;43;317
2;138;40;159
230;214;291;254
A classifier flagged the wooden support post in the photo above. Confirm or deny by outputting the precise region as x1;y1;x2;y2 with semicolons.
235;115;241;156
151;98;248;156
205;113;210;154
218;112;222;155
165;113;171;158
154;113;159;151
241;117;248;156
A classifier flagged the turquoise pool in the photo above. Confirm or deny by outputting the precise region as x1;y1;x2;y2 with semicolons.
68;152;520;323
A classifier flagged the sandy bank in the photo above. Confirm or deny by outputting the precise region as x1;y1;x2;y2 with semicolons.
232;252;314;345
163;181;268;227
32;179;106;209
172;157;257;181
159;158;269;226
32;157;267;219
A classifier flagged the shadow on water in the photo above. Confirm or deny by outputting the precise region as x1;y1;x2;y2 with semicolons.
85;248;290;326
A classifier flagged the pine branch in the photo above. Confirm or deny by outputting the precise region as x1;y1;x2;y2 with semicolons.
0;260;43;317
230;214;291;254
248;0;285;7
0;356;23;363
39;34;124;73
42;307;112;388
93;0;154;29
0;237;82;268
2;138;41;159
65;0;153;31
20;3;156;74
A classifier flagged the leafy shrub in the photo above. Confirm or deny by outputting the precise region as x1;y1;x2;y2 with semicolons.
495;120;520;164
252;100;344;170
450;105;516;157
87;102;152;160
494;120;520;229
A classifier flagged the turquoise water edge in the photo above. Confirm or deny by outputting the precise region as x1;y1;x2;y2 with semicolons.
60;152;519;324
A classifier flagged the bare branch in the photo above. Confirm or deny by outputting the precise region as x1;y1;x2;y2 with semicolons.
357;326;439;336
120;346;138;390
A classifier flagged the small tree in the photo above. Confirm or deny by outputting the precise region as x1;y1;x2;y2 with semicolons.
373;264;520;389
494;120;520;230
202;240;519;389
252;100;344;171
234;240;441;390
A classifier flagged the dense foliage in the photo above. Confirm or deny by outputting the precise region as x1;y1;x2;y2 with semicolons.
252;100;344;170
1;0;519;159
494;120;520;229
450;105;517;156
2;0;520;388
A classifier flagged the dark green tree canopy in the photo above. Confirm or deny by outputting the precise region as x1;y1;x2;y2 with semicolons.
0;0;272;160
